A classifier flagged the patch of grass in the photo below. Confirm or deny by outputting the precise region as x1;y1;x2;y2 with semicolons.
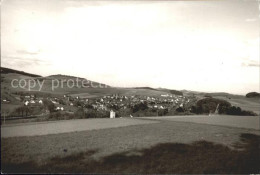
2;133;259;174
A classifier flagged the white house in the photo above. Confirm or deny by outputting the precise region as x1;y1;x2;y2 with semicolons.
110;110;116;118
24;101;29;106
39;100;43;104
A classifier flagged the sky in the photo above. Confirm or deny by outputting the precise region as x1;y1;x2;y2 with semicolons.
1;0;260;95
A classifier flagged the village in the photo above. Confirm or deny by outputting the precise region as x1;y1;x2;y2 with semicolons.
2;92;197;119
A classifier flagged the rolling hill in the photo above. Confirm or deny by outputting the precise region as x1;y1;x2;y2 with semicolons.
1;67;259;114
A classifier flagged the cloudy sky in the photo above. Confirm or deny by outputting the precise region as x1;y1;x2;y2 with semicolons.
1;0;259;94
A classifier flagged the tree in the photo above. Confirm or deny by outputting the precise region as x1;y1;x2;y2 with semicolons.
246;92;260;98
132;102;148;113
176;107;184;113
196;97;231;114
169;90;183;96
43;99;55;113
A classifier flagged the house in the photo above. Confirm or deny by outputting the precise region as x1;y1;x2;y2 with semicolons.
159;106;164;109
110;110;116;118
55;106;64;111
2;99;9;103
39;100;43;104
25;95;30;100
51;100;58;104
25;101;29;106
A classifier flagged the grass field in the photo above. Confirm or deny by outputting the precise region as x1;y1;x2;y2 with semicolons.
1;117;260;173
1;71;260;173
215;95;260;114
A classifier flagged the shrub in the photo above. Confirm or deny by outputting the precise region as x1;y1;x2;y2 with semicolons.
48;111;74;120
85;109;109;118
176;107;184;113
75;108;85;118
132;102;148;113
43;99;55;113
12;106;32;117
158;108;168;116
226;106;257;116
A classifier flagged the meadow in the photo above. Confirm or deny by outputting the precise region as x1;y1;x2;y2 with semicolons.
1;117;260;173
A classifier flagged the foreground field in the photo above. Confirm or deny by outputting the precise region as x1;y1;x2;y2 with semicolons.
143;115;260;130
1;118;157;138
1;116;260;173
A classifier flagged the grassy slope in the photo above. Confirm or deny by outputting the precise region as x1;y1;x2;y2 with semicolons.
2;72;170;98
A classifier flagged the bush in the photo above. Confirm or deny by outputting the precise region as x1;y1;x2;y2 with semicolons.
43;99;55;113
226;106;257;116
158;108;168;116
132;102;148;113
85;109;109;118
48;111;74;120
75;108;85;118
12;106;32;117
176;107;184;113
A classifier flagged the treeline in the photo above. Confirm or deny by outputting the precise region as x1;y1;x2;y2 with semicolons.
31;97;258;121
169;90;183;96
191;97;257;116
246;92;260;98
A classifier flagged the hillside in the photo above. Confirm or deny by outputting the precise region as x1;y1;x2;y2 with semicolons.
1;67;41;77
1;67;259;115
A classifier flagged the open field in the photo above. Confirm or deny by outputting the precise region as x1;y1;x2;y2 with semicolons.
1;116;260;173
143;115;260;130
2;115;259;138
1;118;158;138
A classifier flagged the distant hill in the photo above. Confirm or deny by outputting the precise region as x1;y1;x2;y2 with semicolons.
46;74;110;88
157;88;183;96
134;87;158;91
1;67;111;93
246;92;260;98
1;67;41;78
48;74;86;80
